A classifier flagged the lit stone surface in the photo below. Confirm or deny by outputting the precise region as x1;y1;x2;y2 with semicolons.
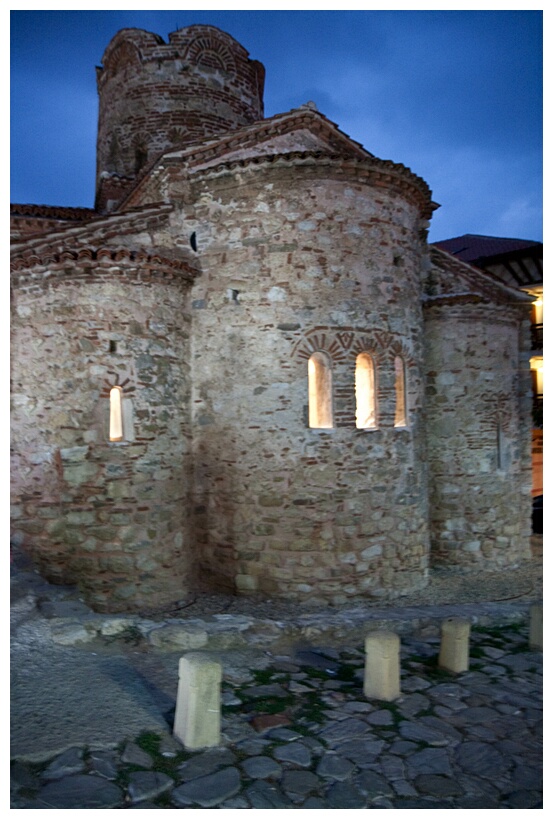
438;617;471;673
174;653;222;750
364;631;401;701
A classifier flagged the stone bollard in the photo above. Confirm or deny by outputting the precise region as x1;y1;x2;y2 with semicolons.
529;603;543;650
439;617;471;673
173;653;222;749
363;631;401;701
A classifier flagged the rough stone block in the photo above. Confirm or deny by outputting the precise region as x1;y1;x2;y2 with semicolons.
438;617;470;673
173;653;222;749
364;631;401;701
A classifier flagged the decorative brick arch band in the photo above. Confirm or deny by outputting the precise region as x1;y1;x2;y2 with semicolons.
292;326;414;367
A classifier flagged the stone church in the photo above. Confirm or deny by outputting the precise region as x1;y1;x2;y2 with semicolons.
10;26;533;612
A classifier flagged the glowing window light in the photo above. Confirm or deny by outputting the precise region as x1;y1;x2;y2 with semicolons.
109;386;123;441
533;296;543;325
355;353;377;429
394;356;408;428
308;352;333;429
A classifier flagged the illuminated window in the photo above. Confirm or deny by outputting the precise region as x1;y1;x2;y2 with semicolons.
109;386;123;441
394;356;408;428
530;357;543;397
533;297;543;326
355;353;377;429
308;352;333;429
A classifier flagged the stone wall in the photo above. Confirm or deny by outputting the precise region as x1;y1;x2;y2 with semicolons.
11;250;196;612
424;299;532;568
173;158;432;603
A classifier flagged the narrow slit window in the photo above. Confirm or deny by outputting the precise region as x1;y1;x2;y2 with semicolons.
394;356;408;428
308;352;333;429
109;386;123;441
355;353;377;429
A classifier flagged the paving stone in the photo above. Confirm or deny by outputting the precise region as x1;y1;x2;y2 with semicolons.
391;797;456;809
241;755;282;779
503;789;543;809
177;748;236;781
460;795;501;808
332;737;385;764
316;753;356;780
245;780;294;808
273;741;312;767
288;680;313;693
121;741;153;769
303;796;327;808
452;705;501;725
415;774;463;797
380;755;406;780
464;724;498;741
172;766;241;807
42;747;85;780
325;780;366;808
222;690;242;706
397;692;431;718
267;727;304;741
400;675;431;692
366;708;394;725
419;714;463;741
250;712;292;732
281;769;321;796
127;770;174;803
341;700;374;713
234;737;272;755
89;750;119;780
481;663;507;675
220;796;251;808
355;769;394;798
392;778;418;797
398;720;450;746
388;739;418;756
39;600;92;618
406;748;453;777
241;682;289;699
510;763;542;791
317;717;372;744
456;741;510;777
35;775;123;808
426;682;469;700
480;645;506;659
294;650;340;674
127;800;160;809
497;654;537;672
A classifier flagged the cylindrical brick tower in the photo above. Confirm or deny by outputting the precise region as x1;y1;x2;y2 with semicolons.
182;152;436;604
95;26;265;210
10;238;199;612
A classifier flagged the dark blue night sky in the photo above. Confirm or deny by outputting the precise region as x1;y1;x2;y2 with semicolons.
10;8;543;243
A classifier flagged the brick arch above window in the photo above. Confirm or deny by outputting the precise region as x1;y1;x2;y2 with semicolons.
292;326;391;364
185;36;235;72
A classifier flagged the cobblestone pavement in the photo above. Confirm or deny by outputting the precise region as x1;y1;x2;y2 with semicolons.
11;541;543;809
11;617;542;809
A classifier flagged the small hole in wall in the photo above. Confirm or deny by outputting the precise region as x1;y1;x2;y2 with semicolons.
190;232;197;252
109;340;117;354
228;289;240;304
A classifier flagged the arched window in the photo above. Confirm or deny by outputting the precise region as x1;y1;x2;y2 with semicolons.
308;352;333;429
109;386;124;441
355;353;377;429
394;356;408;428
